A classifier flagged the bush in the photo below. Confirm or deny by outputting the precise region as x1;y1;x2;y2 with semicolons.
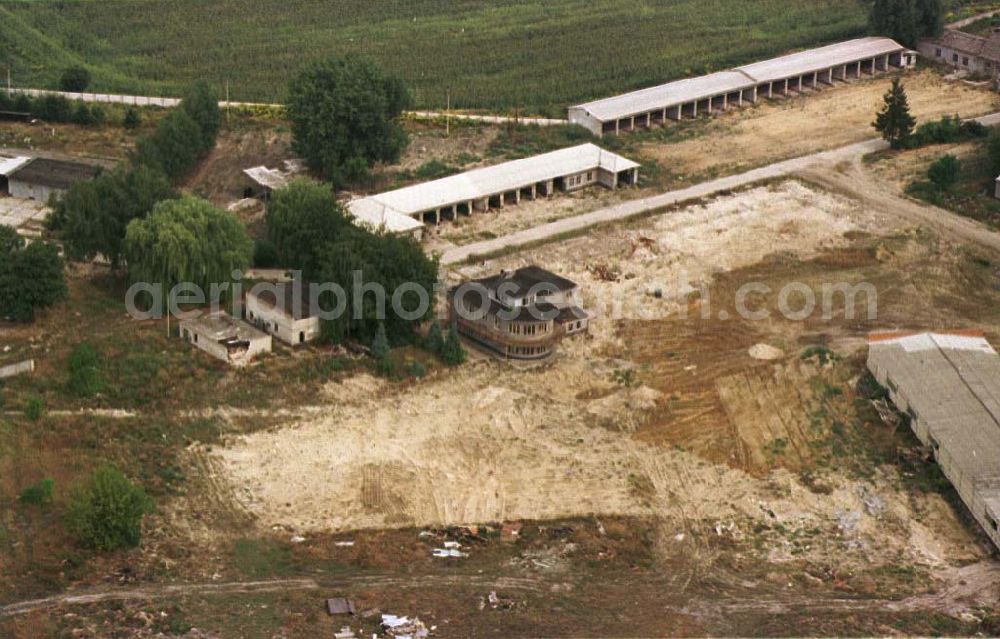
439;322;467;366
123;107;141;130
425;321;444;355
375;355;395;377
252;239;280;268
910;115;989;148
71;102;95;126
59;66;91;92
18;478;54;505
24;396;44;421
33;94;72;122
66;465;153;551
927;154;960;192
414;160;459;180
407;360;427;378
987;129;1000;176
68;343;104;397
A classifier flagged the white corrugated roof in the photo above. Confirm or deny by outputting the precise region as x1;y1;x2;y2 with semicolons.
735;37;905;83
348;143;639;220
244;166;291;191
346;197;424;234
0;156;32;177
571;37;906;123
572;71;756;122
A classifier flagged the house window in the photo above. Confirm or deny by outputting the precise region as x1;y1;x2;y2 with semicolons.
587;171;593;181
953;53;959;62
935;48;942;57
963;56;969;66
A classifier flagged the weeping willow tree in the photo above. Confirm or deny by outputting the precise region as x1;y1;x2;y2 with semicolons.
124;195;252;298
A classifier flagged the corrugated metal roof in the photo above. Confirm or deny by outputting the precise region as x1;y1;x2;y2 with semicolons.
347;143;639;222
572;71;756;122
346;197;424;235
867;332;1000;548
735;37;906;83
244;166;292;191
0;156;33;177
571;37;907;123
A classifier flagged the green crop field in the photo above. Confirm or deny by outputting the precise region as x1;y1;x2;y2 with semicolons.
1;0;872;113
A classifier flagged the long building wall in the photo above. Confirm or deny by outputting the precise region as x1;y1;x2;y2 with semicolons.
570;43;917;136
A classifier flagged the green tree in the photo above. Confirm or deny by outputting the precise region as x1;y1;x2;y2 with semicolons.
914;0;943;39
59;66;91;92
181;81;222;153
123;107;141;130
125;196;252;293
53;165;175;269
264;179;351;276
68;343;104;397
873;79;916;149
66;465;153;551
440;322;467;367
0;227;67;322
987;129;1000;176
927;154;960;191
135;109;204;181
287;55;411;186
869;0;942;46
18;478;54;505
71;102;95;126
371;322;390;360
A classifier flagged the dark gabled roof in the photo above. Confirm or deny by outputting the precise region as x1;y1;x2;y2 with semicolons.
248;281;315;320
8;157;100;190
931;29;1000;62
472;266;579;298
555;305;590;323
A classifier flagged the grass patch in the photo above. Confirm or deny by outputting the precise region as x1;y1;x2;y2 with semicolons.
232;538;297;578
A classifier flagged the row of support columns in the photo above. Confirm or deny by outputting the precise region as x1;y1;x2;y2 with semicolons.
419;180;556;225
605;53;897;134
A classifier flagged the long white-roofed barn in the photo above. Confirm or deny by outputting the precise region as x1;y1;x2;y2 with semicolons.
345;143;639;236
867;331;1000;551
569;37;917;136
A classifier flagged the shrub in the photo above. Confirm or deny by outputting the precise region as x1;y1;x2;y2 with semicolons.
24;396;44;421
375;355;395;377
414;159;459;180
123;107;141;130
18;478;54;505
66;465;153;551
425;321;444;355
252;239;280;268
407;360;427;378
68;343;104;397
927;154;960;192
440;322;467;366
71;102;95;126
59;66;91;92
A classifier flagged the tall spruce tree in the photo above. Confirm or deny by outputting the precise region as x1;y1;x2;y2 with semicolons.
873;79;916;149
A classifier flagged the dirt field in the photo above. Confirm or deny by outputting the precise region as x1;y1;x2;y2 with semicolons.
644;69;999;181
207;179;1000;587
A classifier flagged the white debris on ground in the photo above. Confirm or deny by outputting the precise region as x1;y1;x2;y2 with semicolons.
381;614;430;639
749;344;785;360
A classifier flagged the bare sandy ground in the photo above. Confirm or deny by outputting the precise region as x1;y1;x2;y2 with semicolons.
648;69;999;179
206;180;984;570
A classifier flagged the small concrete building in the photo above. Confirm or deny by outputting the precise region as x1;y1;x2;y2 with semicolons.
867;331;1000;551
346;143;639;236
245;281;322;346
920;29;1000;87
450;266;590;360
4;157;100;201
180;312;271;367
570;37;916;135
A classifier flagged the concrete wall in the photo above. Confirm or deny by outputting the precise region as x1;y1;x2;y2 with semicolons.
180;325;271;367
245;295;322;346
8;179;62;203
0;359;34;379
567;107;603;136
920;40;998;79
563;169;600;192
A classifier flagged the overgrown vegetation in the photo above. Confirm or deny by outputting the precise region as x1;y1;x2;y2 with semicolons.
868;0;943;48
0;226;67;322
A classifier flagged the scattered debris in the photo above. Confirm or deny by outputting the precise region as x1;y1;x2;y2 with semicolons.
334;626;357;639
749;344;785;361
326;598;356;616
479;590;517;611
335;540;356;547
589;263;620;282
501;521;522;543
381;614;430;638
290;535;306;544
432;548;468;558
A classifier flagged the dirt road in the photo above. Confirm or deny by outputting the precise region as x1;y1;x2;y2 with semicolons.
440;112;1000;265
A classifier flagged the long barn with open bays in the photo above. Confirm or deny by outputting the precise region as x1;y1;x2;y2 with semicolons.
867;331;1000;551
346;143;639;238
569;37;917;135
